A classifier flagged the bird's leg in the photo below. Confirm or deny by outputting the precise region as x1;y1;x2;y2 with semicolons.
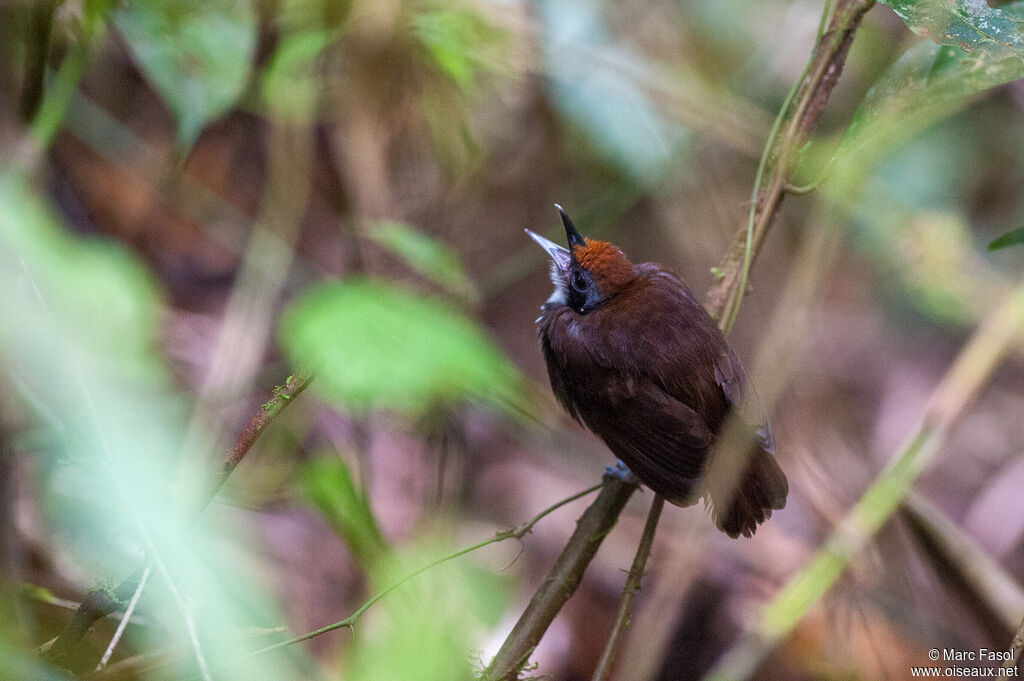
604;459;638;484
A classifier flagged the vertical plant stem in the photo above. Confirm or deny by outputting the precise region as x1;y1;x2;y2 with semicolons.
707;0;876;333
591;495;665;681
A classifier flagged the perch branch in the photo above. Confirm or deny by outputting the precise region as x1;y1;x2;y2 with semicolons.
483;475;638;680
591;495;665;681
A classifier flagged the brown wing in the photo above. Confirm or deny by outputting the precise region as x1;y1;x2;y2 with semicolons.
574;371;713;504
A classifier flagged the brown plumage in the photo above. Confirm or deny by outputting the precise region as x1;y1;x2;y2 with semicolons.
527;206;787;537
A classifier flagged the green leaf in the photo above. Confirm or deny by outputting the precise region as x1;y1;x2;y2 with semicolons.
365;221;478;303
115;0;256;149
280;279;526;416
824;39;1024;197
262;29;334;123
413;8;506;93
879;0;1024;60
988;226;1024;251
300;456;386;567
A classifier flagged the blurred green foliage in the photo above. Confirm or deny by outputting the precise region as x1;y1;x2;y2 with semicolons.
989;226;1024;251
262;29;334;123
538;0;685;185
115;0;256;148
300;456;388;568
0;169;300;678
366;220;480;303
280;278;528;417
414;7;508;93
342;541;508;681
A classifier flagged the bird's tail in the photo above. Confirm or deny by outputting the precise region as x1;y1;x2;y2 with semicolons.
706;445;788;538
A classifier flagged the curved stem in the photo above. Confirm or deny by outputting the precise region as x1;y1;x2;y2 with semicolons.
242;482;604;661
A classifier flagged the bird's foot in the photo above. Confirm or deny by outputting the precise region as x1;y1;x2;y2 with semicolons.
604;460;638;484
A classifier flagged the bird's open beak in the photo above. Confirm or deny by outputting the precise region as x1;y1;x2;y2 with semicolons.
555;204;586;249
525;229;571;273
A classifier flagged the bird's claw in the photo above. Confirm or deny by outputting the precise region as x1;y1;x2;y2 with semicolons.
604;460;638;484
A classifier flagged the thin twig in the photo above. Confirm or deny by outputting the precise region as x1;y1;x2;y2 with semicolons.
95;566;152;671
902;491;1024;640
239;482;604;662
707;0;876;333
201;369;315;506
703;279;1024;681
591;495;665;681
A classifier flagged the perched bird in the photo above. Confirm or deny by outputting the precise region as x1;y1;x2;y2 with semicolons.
527;206;787;537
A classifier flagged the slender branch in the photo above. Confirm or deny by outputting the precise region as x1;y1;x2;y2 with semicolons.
200;369;314;507
703;279;1024;681
239;482;604;661
591;495;665;681
43;370;314;670
483;3;875;678
95;566;151;671
707;0;876;333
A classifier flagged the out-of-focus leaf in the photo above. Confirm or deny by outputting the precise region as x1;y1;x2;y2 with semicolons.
0;171;301;678
879;0;1024;60
989;226;1024;251
344;539;508;681
824;39;1024;197
300;456;387;567
263;29;334;123
366;221;479;303
115;0;256;149
413;8;506;93
0;175;165;389
537;0;687;185
280;279;527;416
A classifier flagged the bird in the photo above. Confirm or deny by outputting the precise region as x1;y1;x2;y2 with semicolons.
526;205;787;537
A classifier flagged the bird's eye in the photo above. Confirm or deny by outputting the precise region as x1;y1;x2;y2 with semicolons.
571;271;587;292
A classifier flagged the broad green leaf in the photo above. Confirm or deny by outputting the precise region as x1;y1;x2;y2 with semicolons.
115;0;257;149
879;0;1024;60
366;221;478;303
989;226;1024;251
300;456;387;567
262;29;334;123
280;279;526;416
825;39;1024;197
